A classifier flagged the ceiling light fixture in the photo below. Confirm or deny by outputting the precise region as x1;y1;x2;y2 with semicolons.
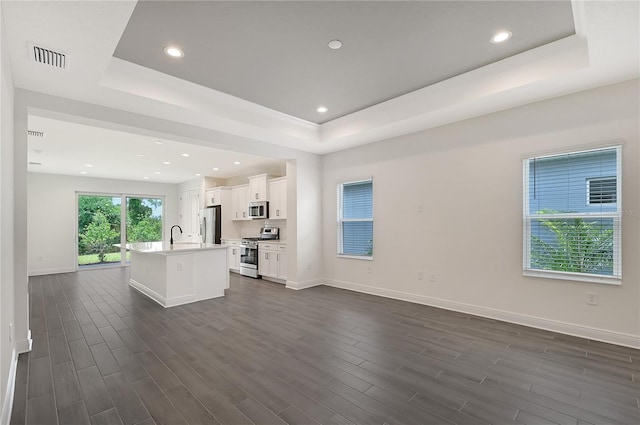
162;161;171;165
212;167;219;171
328;39;343;50
80;171;87;174
154;171;161;174
84;164;93;167
317;106;328;113
195;173;201;176
154;141;163;145
143;176;149;179
181;153;190;157
164;46;184;58
233;161;240;165
137;154;145;157
490;31;512;44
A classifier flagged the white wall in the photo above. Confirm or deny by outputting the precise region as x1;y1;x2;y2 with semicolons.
322;79;640;347
0;4;16;421
27;173;179;275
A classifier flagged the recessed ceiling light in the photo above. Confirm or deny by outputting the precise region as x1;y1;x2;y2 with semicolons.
80;171;87;175
212;167;219;171
137;154;145;157
181;153;190;157
154;171;161;174
162;161;171;165
84;164;93;167
143;176;149;179
317;106;328;113
490;31;512;44
233;161;240;165
154;141;163;145
195;173;201;176
164;46;184;58
328;39;342;50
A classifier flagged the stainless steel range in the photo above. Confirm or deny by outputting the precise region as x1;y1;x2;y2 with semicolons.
240;227;279;278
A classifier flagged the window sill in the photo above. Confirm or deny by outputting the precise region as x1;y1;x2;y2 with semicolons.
338;254;373;261
523;269;621;285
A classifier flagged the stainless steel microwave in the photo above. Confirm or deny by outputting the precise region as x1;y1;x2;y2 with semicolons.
248;201;269;219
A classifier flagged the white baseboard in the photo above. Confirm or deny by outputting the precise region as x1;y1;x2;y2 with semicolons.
1;349;18;425
323;279;640;349
28;266;76;276
15;331;32;354
129;279;223;308
286;278;324;291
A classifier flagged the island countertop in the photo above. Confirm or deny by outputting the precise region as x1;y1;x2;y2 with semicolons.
121;242;228;255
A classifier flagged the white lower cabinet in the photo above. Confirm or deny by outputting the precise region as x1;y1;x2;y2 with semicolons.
222;239;242;272
258;243;287;282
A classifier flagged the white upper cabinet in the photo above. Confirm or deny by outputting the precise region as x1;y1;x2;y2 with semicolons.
268;177;287;220
231;185;249;221
205;187;227;207
248;174;272;202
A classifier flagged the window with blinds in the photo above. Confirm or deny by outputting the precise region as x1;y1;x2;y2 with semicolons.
337;179;373;258
523;146;621;283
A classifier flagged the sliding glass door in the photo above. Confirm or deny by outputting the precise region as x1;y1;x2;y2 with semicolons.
77;193;164;268
77;195;122;267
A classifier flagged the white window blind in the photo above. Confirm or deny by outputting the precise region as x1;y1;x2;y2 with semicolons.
523;146;621;283
337;179;373;258
587;177;617;205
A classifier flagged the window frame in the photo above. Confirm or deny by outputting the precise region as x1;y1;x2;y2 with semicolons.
522;145;622;285
337;178;374;260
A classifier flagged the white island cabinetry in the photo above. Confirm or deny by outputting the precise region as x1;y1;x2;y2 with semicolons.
128;242;229;308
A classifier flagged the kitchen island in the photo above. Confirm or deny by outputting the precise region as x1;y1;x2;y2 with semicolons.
126;242;229;308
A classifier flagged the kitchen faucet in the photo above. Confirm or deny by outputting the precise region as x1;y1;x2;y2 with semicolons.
170;225;183;245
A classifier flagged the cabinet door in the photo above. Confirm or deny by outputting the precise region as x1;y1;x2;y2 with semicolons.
268;250;278;278
205;189;215;207
277;179;287;219
241;186;250;220
249;176;267;202
258;250;270;276
189;190;200;239
231;187;245;221
179;191;190;239
227;247;236;271
206;188;222;206
268;179;287;219
276;252;288;281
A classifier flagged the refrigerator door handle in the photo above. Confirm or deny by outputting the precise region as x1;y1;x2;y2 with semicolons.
202;218;207;243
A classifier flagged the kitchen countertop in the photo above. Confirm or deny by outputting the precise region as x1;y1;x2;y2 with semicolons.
118;242;228;254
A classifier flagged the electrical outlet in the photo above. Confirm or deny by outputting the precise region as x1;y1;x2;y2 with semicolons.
587;292;598;306
417;271;424;280
367;266;372;274
417;203;424;213
430;273;437;282
177;262;184;272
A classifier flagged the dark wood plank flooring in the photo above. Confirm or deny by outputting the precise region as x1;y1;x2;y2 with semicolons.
10;268;640;425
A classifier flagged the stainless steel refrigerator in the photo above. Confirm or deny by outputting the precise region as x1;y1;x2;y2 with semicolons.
199;205;221;244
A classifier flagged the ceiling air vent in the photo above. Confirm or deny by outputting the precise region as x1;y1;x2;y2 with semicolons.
28;162;42;166
29;44;68;70
27;130;45;138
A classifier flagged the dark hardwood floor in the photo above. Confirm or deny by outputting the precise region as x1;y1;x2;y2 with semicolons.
10;268;640;425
